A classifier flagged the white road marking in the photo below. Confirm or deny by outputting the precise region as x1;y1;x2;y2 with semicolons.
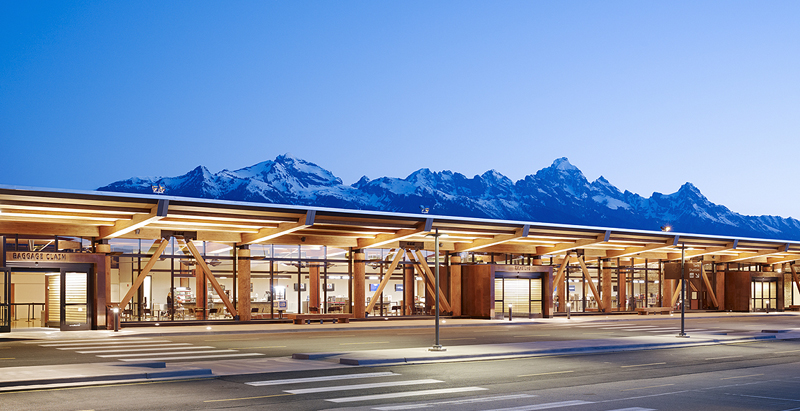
247;372;399;386
118;353;265;361
59;343;193;350
77;345;213;354
39;339;171;347
372;394;537;410
326;387;488;403
23;337;159;344
286;379;442;394
96;349;238;358
481;399;595;410
605;408;656;411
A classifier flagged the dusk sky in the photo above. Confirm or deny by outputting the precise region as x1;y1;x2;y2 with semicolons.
2;1;798;218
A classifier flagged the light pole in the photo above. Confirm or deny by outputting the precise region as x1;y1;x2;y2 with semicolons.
678;243;688;338
429;229;446;351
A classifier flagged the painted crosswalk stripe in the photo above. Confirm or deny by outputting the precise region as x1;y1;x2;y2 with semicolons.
24;337;159;344
600;325;659;330
77;345;213;354
574;324;634;328
247;372;399;386
60;343;193;350
372;394;537;410
286;379;442;394
481;399;595;410
118;353;265;361
40;340;171;347
326;387;488;403
96;349;238;358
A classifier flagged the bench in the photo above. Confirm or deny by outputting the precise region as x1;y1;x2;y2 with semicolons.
287;313;353;325
787;305;800;311
636;307;673;315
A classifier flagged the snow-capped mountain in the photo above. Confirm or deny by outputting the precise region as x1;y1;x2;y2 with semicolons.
98;154;800;240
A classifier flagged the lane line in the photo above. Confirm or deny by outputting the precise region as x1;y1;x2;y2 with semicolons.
480;399;595;410
285;379;443;394
519;370;574;377
620;362;666;368
621;384;675;391
326;387;488;403
725;393;800;403
441;338;476;341
705;355;743;360
514;335;551;338
775;349;800;354
308;335;356;339
720;374;764;380
246;372;399;386
118;353;265;361
372;394;537;410
605;408;656;411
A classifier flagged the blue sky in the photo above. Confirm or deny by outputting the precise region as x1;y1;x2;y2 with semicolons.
2;1;798;218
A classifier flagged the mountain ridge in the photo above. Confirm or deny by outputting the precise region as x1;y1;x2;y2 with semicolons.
97;154;800;241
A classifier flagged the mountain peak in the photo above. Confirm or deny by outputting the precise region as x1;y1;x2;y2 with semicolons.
96;155;800;240
552;157;579;172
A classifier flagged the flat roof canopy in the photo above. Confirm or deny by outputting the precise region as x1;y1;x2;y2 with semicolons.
1;186;798;265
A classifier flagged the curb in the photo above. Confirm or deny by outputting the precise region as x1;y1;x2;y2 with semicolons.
334;334;784;366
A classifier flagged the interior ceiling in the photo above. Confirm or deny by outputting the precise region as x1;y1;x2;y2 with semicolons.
1;188;799;265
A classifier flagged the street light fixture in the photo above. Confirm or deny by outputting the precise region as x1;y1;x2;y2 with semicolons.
427;228;446;352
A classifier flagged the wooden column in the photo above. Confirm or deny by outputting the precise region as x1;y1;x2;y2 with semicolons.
618;262;627;311
663;279;676;309
715;266;726;311
195;266;206;320
404;262;414;315
237;248;251;321
353;251;366;319
602;266;612;313
558;262;567;312
309;263;321;313
449;255;462;317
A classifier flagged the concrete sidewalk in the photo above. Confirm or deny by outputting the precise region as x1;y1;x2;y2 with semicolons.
1;312;798;392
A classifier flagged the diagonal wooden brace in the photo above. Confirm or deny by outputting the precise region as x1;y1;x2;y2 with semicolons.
186;240;238;318
118;238;168;311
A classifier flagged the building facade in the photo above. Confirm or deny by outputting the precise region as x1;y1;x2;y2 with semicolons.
1;186;799;332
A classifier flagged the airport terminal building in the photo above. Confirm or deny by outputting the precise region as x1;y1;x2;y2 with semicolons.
1;185;799;332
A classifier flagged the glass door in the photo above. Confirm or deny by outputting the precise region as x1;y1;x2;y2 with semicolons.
0;270;9;333
62;271;90;330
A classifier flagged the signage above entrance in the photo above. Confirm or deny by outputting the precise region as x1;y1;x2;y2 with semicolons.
6;252;102;264
495;265;549;273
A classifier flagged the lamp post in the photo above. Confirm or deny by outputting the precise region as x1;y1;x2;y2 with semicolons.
428;229;446;351
678;243;688;338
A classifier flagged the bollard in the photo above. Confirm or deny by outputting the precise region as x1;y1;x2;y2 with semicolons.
766;300;770;314
508;304;513;322
567;302;571;320
112;307;120;332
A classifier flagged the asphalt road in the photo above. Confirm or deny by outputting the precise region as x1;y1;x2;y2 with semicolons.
3;338;800;411
1;314;796;367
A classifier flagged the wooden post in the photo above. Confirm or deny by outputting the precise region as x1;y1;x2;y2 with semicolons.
353;251;366;319
715;265;725;311
577;256;604;312
602;265;612;312
618;262;627;311
237;247;251;321
195;266;205;320
663;279;676;309
309;263;320;313
404;260;414;315
450;255;462;317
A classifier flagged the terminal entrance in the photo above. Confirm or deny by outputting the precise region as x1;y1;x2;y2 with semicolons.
751;278;777;312
0;265;92;332
494;274;544;319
